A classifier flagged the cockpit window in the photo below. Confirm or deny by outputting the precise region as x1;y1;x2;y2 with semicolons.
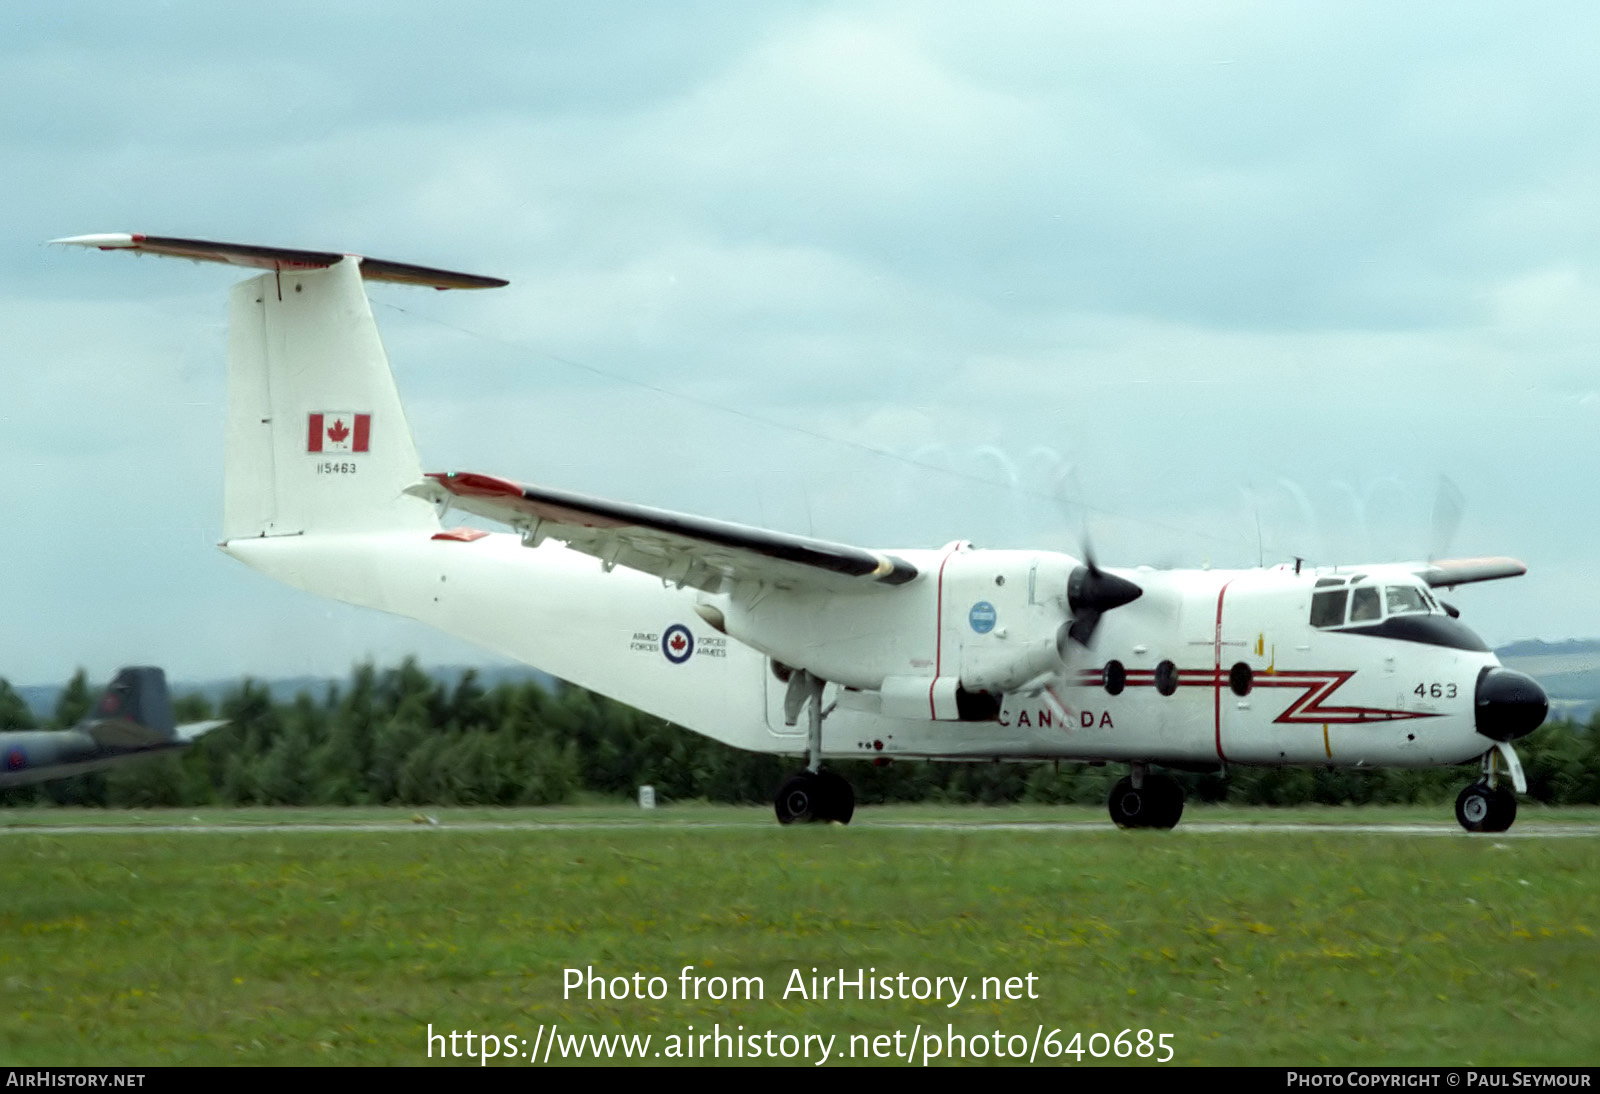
1385;585;1429;616
1310;588;1349;628
1349;586;1381;622
1314;577;1346;587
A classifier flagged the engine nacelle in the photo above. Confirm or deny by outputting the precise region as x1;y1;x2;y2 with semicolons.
958;626;1068;693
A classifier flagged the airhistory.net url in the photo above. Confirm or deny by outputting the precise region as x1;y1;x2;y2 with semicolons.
426;1023;1176;1065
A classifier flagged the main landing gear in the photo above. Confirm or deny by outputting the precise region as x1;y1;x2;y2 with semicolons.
1108;764;1184;829
1455;746;1521;833
773;670;855;825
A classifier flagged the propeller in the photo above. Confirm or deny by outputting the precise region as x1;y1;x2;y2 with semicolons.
1066;553;1143;646
1429;474;1465;563
1046;462;1143;649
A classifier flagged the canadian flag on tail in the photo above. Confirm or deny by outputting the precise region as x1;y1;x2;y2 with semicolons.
307;412;371;453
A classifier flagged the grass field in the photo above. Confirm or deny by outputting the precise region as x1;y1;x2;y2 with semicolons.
2;803;1597;1067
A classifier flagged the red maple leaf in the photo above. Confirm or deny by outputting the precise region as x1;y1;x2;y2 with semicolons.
328;418;350;444
670;634;686;652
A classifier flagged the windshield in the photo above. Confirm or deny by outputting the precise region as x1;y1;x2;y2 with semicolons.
1385;585;1429;616
1309;579;1438;628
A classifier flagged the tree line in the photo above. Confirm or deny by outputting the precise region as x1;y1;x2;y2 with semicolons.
2;659;1598;809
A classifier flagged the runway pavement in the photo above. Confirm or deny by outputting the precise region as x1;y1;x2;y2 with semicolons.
3;818;1598;837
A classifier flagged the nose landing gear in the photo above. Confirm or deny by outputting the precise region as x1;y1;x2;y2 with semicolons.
1454;743;1524;833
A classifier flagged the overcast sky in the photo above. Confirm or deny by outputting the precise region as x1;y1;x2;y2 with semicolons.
5;2;1597;685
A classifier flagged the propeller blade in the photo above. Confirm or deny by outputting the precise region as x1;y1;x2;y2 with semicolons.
1429;475;1465;562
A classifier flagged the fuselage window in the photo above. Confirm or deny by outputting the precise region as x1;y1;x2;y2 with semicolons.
1154;660;1178;696
1310;588;1349;628
1103;660;1126;696
1349;586;1381;622
1229;662;1253;696
1385;585;1429;616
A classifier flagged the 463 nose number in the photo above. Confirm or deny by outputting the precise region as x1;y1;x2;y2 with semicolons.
1414;683;1459;699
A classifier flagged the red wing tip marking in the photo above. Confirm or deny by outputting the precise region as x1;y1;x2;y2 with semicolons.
431;527;491;543
428;471;525;499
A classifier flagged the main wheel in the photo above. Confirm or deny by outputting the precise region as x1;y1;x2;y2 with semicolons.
814;769;855;824
1145;773;1185;829
774;772;818;825
1109;774;1184;829
1108;776;1149;828
1455;782;1517;833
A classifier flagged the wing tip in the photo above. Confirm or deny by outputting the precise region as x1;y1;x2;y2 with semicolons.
426;471;526;499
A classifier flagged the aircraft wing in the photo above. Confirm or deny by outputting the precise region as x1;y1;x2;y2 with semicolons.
176;719;228;743
408;472;919;594
1415;557;1527;588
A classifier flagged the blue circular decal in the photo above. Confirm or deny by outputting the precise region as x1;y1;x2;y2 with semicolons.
662;624;695;664
969;601;997;634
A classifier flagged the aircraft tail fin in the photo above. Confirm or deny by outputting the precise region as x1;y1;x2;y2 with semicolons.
53;233;506;539
78;667;177;747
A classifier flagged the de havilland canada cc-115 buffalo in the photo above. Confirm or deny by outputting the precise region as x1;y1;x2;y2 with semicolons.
0;666;225;789
52;233;1549;832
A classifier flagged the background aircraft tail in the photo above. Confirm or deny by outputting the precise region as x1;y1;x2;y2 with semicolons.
78;666;177;746
78;666;226;747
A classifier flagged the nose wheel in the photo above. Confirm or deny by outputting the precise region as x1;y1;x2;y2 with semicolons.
1455;782;1517;833
1108;769;1184;829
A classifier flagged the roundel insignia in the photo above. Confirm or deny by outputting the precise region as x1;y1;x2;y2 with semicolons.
5;747;26;772
662;624;695;664
969;601;997;634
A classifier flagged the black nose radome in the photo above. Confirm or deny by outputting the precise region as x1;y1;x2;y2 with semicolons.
1475;667;1548;741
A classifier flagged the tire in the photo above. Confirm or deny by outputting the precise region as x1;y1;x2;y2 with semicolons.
1146;773;1185;829
1482;785;1517;833
1108;776;1147;828
814;769;855;825
1456;782;1517;833
774;772;818;825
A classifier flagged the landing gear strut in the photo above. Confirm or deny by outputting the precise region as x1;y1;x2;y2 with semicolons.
1108;764;1184;829
773;670;855;825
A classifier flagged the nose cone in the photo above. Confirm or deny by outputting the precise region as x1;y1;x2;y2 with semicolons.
1475;667;1548;741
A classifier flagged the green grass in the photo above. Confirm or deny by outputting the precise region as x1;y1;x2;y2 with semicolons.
1;804;1597;1066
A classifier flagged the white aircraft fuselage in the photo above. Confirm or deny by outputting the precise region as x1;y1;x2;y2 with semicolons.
226;533;1513;771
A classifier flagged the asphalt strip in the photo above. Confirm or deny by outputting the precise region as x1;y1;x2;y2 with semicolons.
2;820;1597;837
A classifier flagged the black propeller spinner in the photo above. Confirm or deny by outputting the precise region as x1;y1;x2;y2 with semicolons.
1064;556;1143;648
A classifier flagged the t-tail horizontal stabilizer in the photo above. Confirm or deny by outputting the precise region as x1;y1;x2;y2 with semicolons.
50;233;509;290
